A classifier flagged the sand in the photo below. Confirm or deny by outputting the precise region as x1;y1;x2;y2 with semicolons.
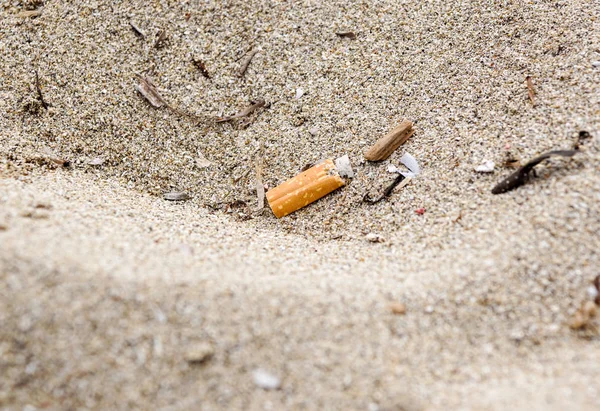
1;0;600;409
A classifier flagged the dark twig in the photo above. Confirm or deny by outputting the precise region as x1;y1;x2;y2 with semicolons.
215;98;265;123
491;150;577;194
336;32;357;40
364;174;406;204
35;70;49;110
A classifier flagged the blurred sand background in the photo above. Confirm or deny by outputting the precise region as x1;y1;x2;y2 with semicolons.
1;0;600;409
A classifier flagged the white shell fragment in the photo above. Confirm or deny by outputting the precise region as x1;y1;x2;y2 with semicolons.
252;369;281;390
295;87;305;99
475;160;495;173
388;153;420;177
399;153;421;178
335;155;354;178
587;285;599;301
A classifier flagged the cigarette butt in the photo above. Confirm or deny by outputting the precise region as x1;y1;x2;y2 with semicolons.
365;120;413;161
266;159;345;218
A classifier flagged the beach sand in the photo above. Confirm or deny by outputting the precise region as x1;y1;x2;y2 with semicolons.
1;0;600;409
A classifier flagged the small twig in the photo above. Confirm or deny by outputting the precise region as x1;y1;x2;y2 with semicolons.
492;150;577;194
364;175;411;204
35;70;49;110
216;98;265;123
135;74;166;108
238;49;258;77
335;32;357;40
255;149;265;210
526;76;535;106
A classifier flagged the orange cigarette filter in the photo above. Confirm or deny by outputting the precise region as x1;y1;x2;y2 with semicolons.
266;159;345;218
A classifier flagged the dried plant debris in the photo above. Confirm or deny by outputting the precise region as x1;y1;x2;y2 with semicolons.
569;301;597;330
196;152;212;168
35;70;49;110
365;120;414;161
163;192;190;201
129;21;145;38
136;74;166;108
364;175;409;204
238;49;258;77
18;9;43;18
574;130;591;150
336;32;357;39
42;148;70;168
192;58;210;79
216;98;265;123
491;150;578;194
255;155;265;210
154;29;167;49
526;76;535;106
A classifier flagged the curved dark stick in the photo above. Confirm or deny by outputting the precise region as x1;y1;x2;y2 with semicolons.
492;150;577;194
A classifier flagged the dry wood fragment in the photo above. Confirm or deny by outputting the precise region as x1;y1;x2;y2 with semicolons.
135;74;166;108
526;76;535;106
238;49;258;77
18;9;42;18
216;98;265;123
266;159;345;218
255;161;265;210
335;32;357;40
365;120;414;161
42;147;70;167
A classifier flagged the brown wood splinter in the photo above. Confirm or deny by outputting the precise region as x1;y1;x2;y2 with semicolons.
266;159;345;218
365;120;413;161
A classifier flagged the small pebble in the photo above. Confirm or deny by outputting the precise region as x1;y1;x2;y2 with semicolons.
475;160;495;173
389;302;406;315
88;157;105;166
252;368;281;390
366;233;385;243
592;61;600;68
185;342;214;364
415;208;425;215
